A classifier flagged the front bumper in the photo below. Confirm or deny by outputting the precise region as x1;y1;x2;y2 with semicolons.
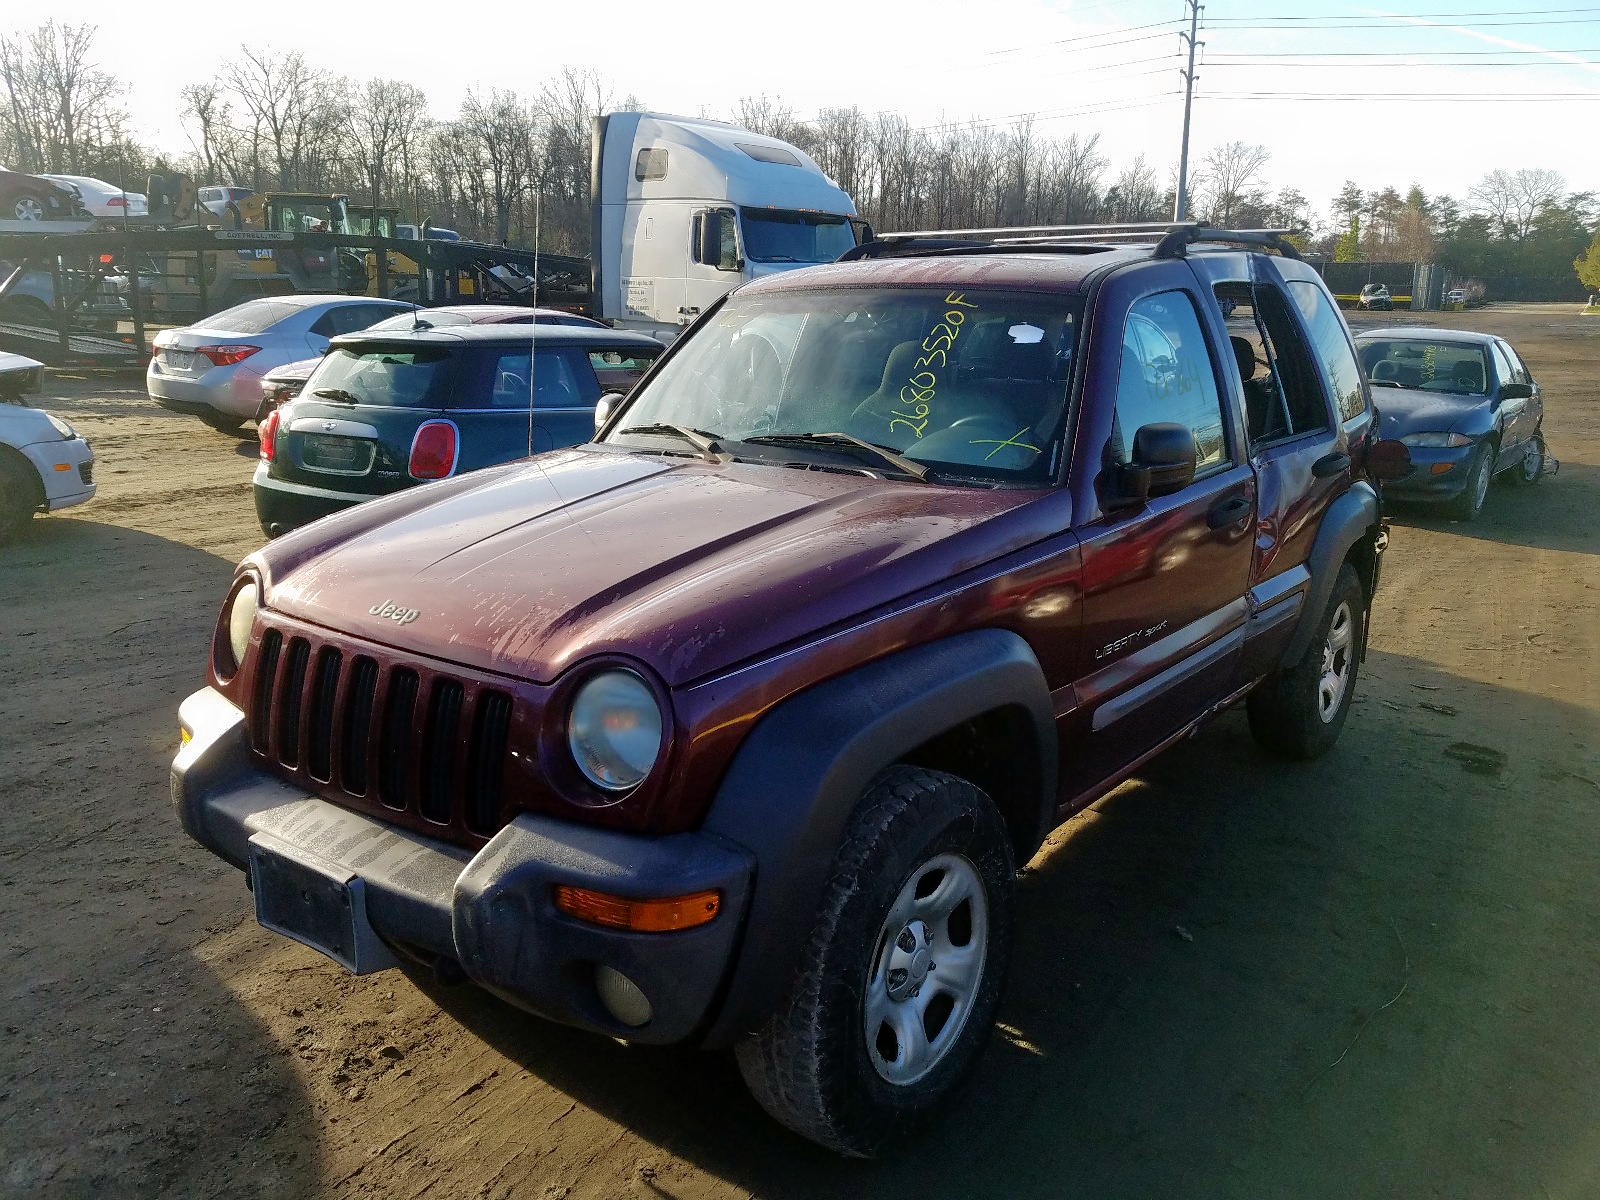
19;435;96;511
1382;443;1476;501
173;686;754;1045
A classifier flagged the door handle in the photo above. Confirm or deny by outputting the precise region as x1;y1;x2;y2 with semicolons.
1207;494;1252;529
1312;452;1350;478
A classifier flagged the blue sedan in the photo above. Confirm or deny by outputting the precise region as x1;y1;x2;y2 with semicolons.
253;323;663;537
1355;327;1547;521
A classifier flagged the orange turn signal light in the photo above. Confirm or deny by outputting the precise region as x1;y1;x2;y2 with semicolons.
1429;463;1453;476
552;886;721;933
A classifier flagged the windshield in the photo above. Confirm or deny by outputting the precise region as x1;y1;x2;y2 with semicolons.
306;345;457;408
1358;338;1489;394
739;210;857;264
606;287;1079;482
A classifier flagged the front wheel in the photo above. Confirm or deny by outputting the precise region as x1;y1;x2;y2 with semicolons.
735;766;1015;1156
0;456;40;544
1247;563;1365;760
1448;441;1494;521
1504;432;1545;486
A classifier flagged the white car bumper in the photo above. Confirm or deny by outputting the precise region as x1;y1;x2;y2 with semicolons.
20;433;95;511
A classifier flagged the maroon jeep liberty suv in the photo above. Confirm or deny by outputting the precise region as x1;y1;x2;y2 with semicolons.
175;224;1398;1155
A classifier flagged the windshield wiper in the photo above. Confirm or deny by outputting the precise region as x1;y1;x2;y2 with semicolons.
1367;379;1403;389
617;423;727;461
743;432;931;481
312;387;361;404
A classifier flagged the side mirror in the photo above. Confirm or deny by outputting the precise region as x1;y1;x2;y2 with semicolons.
1367;438;1413;482
1500;382;1531;400
595;391;624;432
1111;422;1197;505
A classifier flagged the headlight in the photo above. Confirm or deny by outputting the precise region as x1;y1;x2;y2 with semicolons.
568;669;663;791
216;577;260;678
1399;431;1472;448
47;414;76;440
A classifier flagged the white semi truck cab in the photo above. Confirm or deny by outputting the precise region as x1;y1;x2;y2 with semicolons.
591;112;861;341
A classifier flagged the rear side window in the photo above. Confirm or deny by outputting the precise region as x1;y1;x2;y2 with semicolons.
588;346;661;393
1113;291;1228;474
206;299;299;334
311;304;404;338
1286;281;1366;423
309;346;456;408
473;347;592;410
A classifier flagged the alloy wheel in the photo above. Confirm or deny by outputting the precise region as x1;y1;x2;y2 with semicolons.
864;852;988;1086
1317;601;1354;723
12;197;45;221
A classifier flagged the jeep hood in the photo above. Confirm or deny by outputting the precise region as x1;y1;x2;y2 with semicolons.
252;447;1059;685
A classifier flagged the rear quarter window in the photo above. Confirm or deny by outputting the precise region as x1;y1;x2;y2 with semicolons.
1286;281;1366;423
206;299;301;334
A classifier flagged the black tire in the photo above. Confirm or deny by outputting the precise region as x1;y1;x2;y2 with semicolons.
199;410;247;436
1504;431;1545;486
0;455;41;544
735;766;1015;1157
1448;441;1494;521
1247;563;1364;761
1;190;46;222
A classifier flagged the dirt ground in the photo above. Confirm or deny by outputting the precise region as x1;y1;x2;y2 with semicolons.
2;304;1597;1199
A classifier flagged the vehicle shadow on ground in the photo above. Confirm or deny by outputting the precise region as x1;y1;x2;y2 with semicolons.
402;651;1600;1199
1385;459;1599;555
0;518;321;1198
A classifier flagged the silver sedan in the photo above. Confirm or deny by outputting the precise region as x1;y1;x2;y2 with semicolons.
147;295;415;432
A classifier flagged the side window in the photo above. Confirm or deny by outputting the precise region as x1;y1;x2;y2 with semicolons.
1113;291;1228;475
587;346;661;395
483;348;587;410
1286;280;1366;423
1496;341;1530;385
1488;340;1516;388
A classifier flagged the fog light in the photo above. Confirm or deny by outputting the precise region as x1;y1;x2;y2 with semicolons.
595;965;653;1028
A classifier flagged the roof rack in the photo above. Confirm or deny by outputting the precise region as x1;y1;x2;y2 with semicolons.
841;222;1302;262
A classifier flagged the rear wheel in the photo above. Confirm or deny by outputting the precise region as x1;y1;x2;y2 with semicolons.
0;455;41;544
1448;441;1494;521
199;410;247;436
735;766;1015;1156
2;192;46;222
1248;563;1364;760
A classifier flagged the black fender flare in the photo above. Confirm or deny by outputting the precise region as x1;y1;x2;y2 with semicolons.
697;627;1056;1047
1282;481;1380;668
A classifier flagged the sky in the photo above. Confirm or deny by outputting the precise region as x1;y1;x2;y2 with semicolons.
26;0;1600;229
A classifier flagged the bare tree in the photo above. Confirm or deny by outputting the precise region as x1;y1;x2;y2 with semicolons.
458;88;535;243
1105;155;1164;222
1470;168;1565;242
345;78;427;210
0;21;127;173
1194;141;1271;226
225;48;344;190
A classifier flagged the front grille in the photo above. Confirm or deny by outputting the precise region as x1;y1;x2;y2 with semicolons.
78;460;94;485
246;625;516;842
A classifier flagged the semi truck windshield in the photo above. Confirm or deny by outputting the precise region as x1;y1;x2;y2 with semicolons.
739;209;857;264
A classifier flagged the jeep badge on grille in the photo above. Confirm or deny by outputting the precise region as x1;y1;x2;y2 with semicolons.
369;600;420;625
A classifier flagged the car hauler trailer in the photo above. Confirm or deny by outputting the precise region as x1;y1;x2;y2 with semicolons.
0;226;594;370
591;112;863;341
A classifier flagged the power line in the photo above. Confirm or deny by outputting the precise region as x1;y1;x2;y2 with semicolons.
1206;5;1600;20
1207;59;1600;66
1205;46;1600;56
986;18;1181;56
1204;15;1600;28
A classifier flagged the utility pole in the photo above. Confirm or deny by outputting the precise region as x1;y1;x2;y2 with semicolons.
1174;0;1203;222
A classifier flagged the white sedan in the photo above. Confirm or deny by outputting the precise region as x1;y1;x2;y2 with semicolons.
0;351;95;543
39;174;148;219
148;295;416;433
